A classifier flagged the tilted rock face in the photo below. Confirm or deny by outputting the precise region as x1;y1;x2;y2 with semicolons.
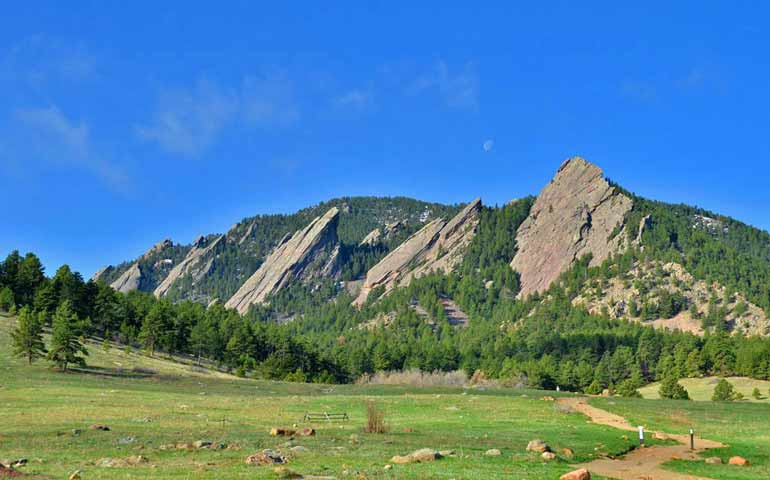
92;266;113;282
105;238;178;293
353;198;481;306
225;207;341;314
360;220;406;246
153;235;224;297
511;157;633;298
111;263;142;293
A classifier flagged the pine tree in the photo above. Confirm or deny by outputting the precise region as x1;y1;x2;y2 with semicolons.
139;302;171;356
658;374;690;400
711;378;737;401
0;286;14;312
47;300;88;371
10;307;47;364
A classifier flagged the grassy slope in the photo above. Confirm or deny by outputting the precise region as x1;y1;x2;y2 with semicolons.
591;396;770;479
1;315;641;480
639;376;770;402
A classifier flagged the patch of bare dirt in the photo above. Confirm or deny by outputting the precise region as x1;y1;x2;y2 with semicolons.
557;397;724;480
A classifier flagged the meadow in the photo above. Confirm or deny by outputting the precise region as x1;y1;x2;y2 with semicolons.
2;315;768;479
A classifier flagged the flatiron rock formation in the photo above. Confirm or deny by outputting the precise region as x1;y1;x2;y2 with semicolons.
511;157;633;298
353;198;481;306
110;263;143;293
154;235;224;297
225;207;341;314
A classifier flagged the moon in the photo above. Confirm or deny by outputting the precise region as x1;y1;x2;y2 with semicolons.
483;139;494;152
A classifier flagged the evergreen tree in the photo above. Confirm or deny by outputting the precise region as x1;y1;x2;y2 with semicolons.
47;300;88;371
10;307;47;364
658;375;690;400
711;378;737;401
139;301;171;356
0;286;14;312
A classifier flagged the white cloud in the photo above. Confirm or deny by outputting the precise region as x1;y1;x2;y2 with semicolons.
11;106;129;191
411;61;479;110
1;35;96;86
136;79;238;157
483;139;494;152
333;89;372;111
137;73;299;157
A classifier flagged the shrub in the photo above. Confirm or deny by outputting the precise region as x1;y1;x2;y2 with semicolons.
751;387;761;400
659;375;690;400
711;378;737;401
363;401;387;434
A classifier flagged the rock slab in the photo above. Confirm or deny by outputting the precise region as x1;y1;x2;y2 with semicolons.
511;157;632;297
353;199;481;306
226;208;340;314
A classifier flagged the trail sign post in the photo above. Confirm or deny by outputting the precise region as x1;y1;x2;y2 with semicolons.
638;426;644;446
689;429;694;450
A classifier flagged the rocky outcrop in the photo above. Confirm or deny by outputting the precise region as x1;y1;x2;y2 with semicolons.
92;266;113;282
353;199;481;306
360;220;405;246
153;235;223;297
511;157;632;298
104;239;179;294
110;263;142;293
225;207;341;314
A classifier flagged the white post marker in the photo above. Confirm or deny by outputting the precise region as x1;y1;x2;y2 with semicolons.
638;426;645;446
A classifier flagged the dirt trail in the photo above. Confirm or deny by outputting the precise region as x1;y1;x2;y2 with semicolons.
557;397;724;480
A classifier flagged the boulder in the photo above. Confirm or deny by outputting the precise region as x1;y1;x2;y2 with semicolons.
246;450;287;466
561;448;575;458
511;157;633;298
296;428;316;437
270;428;296;437
390;455;412;465
542;451;557;460
193;440;212;449
89;424;111;431
353;199;482;306
728;456;749;466
484;449;502;457
226;208;341;314
560;468;591;480
409;448;441;462
390;449;442;464
704;457;723;464
526;439;551;453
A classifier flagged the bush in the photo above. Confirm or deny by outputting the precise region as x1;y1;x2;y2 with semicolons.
659;375;690;400
751;387;761;400
363;401;387;434
712;378;737;401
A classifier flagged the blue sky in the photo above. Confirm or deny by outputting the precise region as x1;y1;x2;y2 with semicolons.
2;2;769;277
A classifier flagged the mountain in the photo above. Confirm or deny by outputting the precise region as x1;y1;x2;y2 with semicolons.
93;197;461;305
93;157;770;337
225;207;342;314
511;157;633;298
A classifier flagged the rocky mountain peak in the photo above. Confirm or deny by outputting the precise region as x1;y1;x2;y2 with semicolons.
225;207;341;314
511;157;633;298
353;198;482;306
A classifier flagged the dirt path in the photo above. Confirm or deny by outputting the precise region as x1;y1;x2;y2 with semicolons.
557;397;724;480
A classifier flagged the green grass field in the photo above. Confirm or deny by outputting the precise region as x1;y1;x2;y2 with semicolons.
2;314;769;479
639;376;770;402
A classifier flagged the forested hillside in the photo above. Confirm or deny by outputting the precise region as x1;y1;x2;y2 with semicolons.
97;197;460;304
5;158;770;394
